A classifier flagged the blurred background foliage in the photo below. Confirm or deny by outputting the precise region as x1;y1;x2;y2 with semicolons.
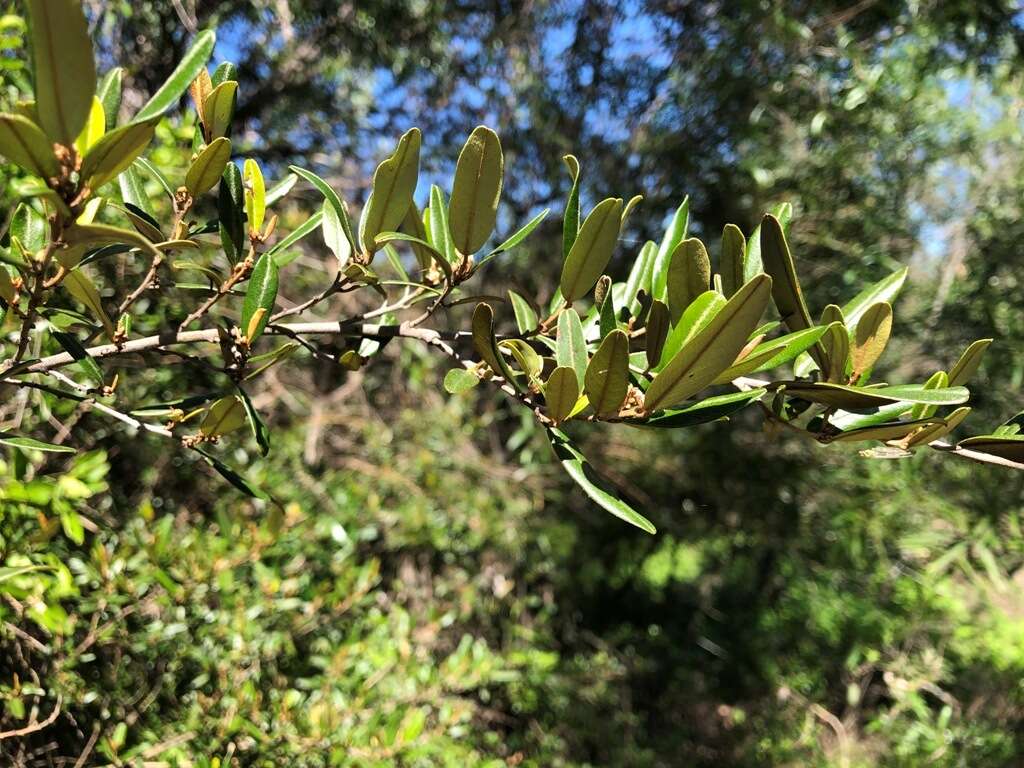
3;0;1024;765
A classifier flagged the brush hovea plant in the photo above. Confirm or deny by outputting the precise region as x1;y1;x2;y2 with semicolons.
0;0;1020;533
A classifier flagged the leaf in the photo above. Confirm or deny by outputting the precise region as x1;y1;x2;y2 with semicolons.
548;429;655;534
444;368;480;394
202;80;237;141
632;389;766;428
288;166;347;227
947;338;992;387
562;154;581;259
713;323;834;384
657;290;727;373
760;214;812;332
957;435;1024;462
79;118;159;190
428;184;456;264
598;279;617;339
500;338;543;383
135;156;174;200
62;223;160;261
841;266;908;329
185;137;232;196
135;30;216;121
359;127;421;255
199;395;247;437
821;317;850;383
96;67;123;130
910;370;948;421
26;0;96;144
119;164;154;219
851;302;892;376
488;208;548;256
650;198;689;301
545;367;579;424
218;162;245;262
624;241;657;315
194;447;269;500
780;381;970;409
52;330;102;383
62;269;115;339
831;419;943;443
471;302;514;381
905;406;971;447
265;173;297;206
645;275;772;412
244;158;266;236
508;290;538;333
11;203;47;253
556;308;588;388
449;125;503;255
75;96;105;153
584;330;630;417
400;203;434;272
0;432;75;453
241;252;278;343
667;238;711;323
560;198;623;303
645;299;670;369
719;224;746;298
0;113;59;177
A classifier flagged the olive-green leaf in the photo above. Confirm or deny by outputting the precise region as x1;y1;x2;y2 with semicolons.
509;290;538;334
624;240;657;315
645;299;670;370
760;214;812;333
667;238;711;323
185;137;232;196
449;125;503;256
632;388;766;428
712;323;835;384
585;329;630;417
544;367;579;424
651;198;689;301
744;202;791;283
947;338;993;387
0;113;59;177
719;224;746;298
851;302;892;376
831;419;943;443
241;251;278;343
63;269;115;339
657;290;726;373
96;67;123;130
780;382;969;409
956;435;1024;463
236;385;270;456
320;199;351;268
0;433;75;454
562;154;581;259
26;0;96;145
488;208;548;257
471;302;514;382
645;274;772;412
202;80;237;141
842;266;908;329
548;428;655;534
194;446;269;500
909;370;948;421
135;30;216;122
288;165;356;255
80;118;159;190
560;198;623;303
556;308;588;388
428;184;457;265
444;367;480;394
12;202;47;253
269;210;322;266
906;406;971;447
199;395;247;437
219;162;245;261
359;127;421;255
500;338;543;383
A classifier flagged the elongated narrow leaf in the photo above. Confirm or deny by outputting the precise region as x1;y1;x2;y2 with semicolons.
97;67;123;130
119;164;155;219
264;173;296;207
185;137;231;196
428;184;456;264
780;381;970;409
719;224;746;298
831;419;942;443
666;238;711;323
202;80;237;141
560;198;623;303
241;252;278;343
75;97;105;153
194;446;268;500
52;330;102;383
851;302;892;376
821;319;850;383
624;241;657;315
398;203;434;273
585;330;630;417
562;154;581;259
657;290;727;373
287;166;353;251
448;126;503;255
80;118;158;190
957;435;1024;462
236;386;270;455
219;162;245;261
501;339;542;383
650;198;689;301
268;210;322;261
315;200;351;268
12;203;47;253
645;275;772;412
489;208;548;256
910;370;948;421
0;433;75;454
948;338;992;387
471;302;514;381
26;0;96;144
244;158;265;235
645;299;670;369
760;214;812;332
548;429;655;534
842;266;908;328
633;388;766;428
0;113;59;177
556;308;588;387
509;290;538;333
63;269;115;338
359;128;421;255
545;367;579;424
906;406;971;447
135;30;216;121
713;324;834;384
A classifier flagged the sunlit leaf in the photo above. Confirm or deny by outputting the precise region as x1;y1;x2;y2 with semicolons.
719;224;746;298
359;127;421;256
80;118;159;190
449;125;503;255
650;198;689;301
241;251;278;343
584;329;630;417
135;30;216;121
185;137;232;196
560;198;623;303
556;308;588;388
545;366;580;424
0;113;59;177
667;238;711;323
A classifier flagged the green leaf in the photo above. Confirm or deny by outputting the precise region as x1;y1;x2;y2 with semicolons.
119;164;154;218
135;156;175;200
713;323;834;384
211;61;237;87
75;96;105;153
645;299;670;370
632;388;766;428
471;302;515;382
0;113;59;177
26;0;96;144
268;210;323;260
202;80;237;141
666;238;711;323
841;266;908;329
584;329;630;417
645;274;772;412
244;158;266;236
598;279;617;339
906;406;972;447
508;290;538;334
449;125;503;255
264;173;297;207
135;30;216;121
956;435;1024;462
79;118;159;190
312;199;350;269
545;366;580;424
562;154;581;259
624;240;657;315
744;202;791;282
359;127;421;256
760;214;812;332
428;184;456;264
194;446;269;500
11;203;46;253
241;252;278;343
51;330;102;384
500;338;543;383
719;224;746;298
444;367;480;394
831;419;942;443
0;432;75;453
910;370;949;421
96;67;123;130
487;208;548;256
218;162;245;262
548;429;655;534
199;395;247;437
657;290;727;373
62;269;115;339
556;308;588;388
820;316;850;383
400;203;434;273
185;137;232;196
650;198;689;302
560;197;623;303
947;338;992;387
851;302;892;376
781;381;970;409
